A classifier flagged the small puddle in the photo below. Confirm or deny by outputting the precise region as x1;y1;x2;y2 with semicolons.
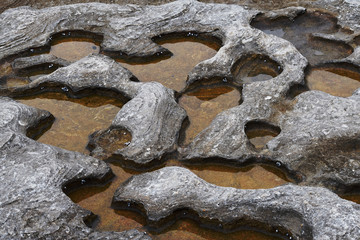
50;40;100;62
18;93;124;154
118;40;218;92
179;85;241;145
231;54;282;84
306;67;360;97
251;11;353;65
245;121;281;149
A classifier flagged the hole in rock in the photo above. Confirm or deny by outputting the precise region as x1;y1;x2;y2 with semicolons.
245;121;281;149
251;10;353;65
115;35;219;92
67;159;291;240
17;92;125;154
49;31;102;62
178;81;241;146
306;65;360;97
231;54;282;84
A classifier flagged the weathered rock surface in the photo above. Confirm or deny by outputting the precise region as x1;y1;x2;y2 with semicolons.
3;54;140;99
91;82;187;165
11;54;71;72
0;0;257;61
0;97;150;239
113;166;360;239
1;0;360;239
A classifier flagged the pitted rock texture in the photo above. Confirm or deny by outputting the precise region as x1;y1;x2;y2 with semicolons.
91;82;187;164
113;166;360;240
0;0;257;60
0;97;150;239
2;53;187;164
1;0;360;239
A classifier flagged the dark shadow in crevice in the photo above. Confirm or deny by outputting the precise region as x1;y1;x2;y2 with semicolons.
62;169;115;196
106;31;222;65
25;113;55;140
286;83;309;99
177;76;242;102
15;63;62;79
111;200;303;240
179;156;302;184
9;82;131;104
48;30;104;46
103;48;173;65
103;149;179;173
152;31;223;51
177;116;190;147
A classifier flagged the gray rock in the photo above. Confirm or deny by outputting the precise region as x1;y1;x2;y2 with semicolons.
5;54;140;99
11;54;71;72
91;82;187;165
0;1;257;61
0;97;150;239
113;166;360;240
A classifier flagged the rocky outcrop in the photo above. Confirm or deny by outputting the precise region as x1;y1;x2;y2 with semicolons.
0;97;150;239
113;166;360;240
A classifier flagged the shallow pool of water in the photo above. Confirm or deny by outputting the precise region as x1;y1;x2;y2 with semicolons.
306;67;360;97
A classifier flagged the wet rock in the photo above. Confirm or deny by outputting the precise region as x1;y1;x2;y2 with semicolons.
0;97;150;239
12;54;140;99
113;166;360;239
11;54;71;72
0;1;257;60
90;82;187;165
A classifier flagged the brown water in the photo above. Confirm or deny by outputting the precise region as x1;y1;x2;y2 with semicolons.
118;40;218;92
306;67;360;97
18;93;124;154
342;194;360;204
179;86;241;145
251;10;353;66
50;40;100;62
